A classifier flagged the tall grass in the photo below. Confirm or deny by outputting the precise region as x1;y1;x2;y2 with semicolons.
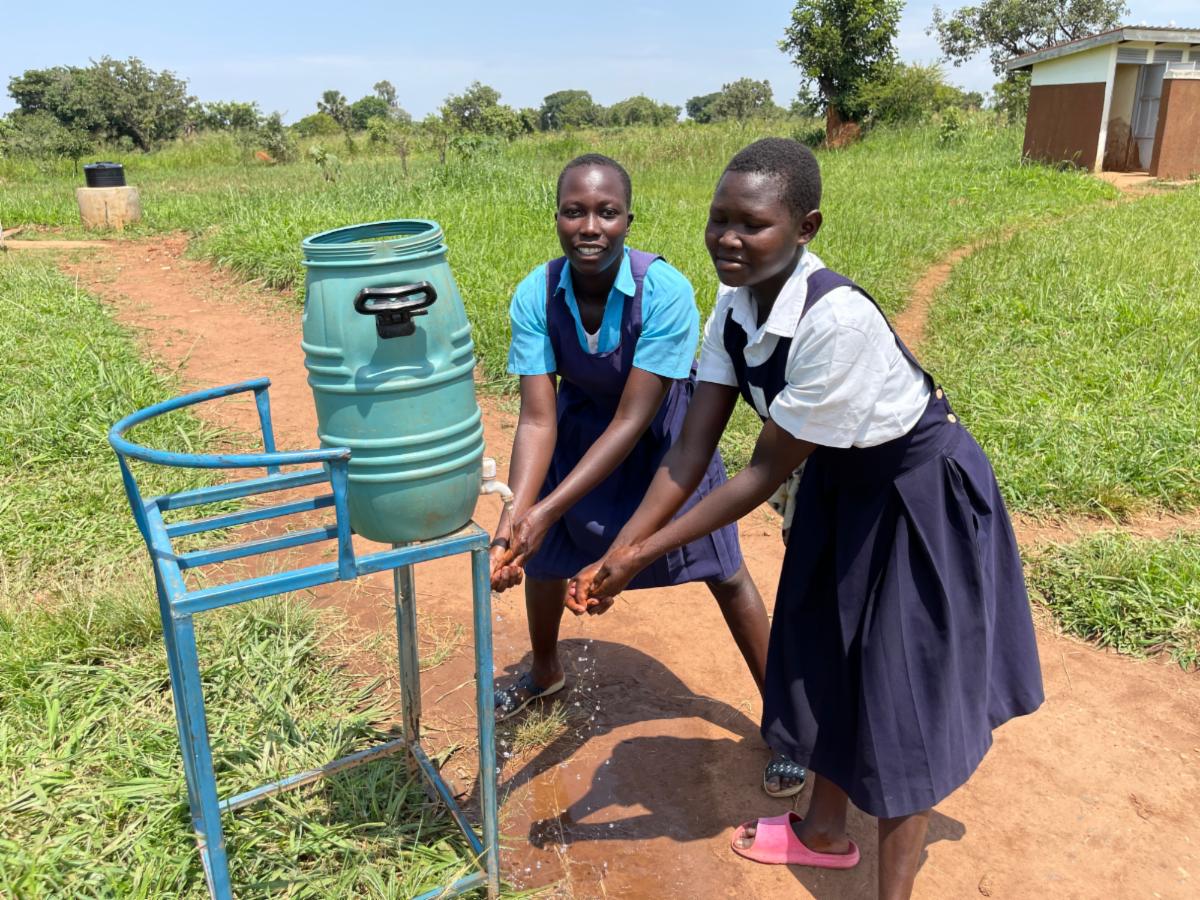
0;255;503;897
1;120;1114;469
1027;532;1200;669
1;120;1112;383
923;185;1200;516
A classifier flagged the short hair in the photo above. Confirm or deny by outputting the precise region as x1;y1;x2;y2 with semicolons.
556;153;633;208
723;138;821;219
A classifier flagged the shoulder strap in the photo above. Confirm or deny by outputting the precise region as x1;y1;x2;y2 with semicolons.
802;268;925;374
625;248;663;336
545;256;569;318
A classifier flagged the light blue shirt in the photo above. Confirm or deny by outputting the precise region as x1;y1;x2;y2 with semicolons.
506;249;699;379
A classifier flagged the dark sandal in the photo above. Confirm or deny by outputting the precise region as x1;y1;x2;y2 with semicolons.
494;672;565;722
763;752;807;798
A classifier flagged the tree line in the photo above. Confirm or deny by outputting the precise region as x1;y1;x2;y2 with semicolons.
1;0;1127;165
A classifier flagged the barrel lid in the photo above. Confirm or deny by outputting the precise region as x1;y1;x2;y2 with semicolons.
301;219;447;267
83;161;124;170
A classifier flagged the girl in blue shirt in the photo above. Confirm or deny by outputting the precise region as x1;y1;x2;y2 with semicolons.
491;153;805;797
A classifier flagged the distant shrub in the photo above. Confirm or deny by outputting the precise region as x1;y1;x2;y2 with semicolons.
991;73;1030;125
793;121;827;148
938;107;965;145
293;112;341;138
307;144;341;182
856;62;980;125
0;112;92;169
259;113;297;163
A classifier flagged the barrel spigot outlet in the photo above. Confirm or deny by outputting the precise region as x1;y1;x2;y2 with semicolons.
480;457;514;520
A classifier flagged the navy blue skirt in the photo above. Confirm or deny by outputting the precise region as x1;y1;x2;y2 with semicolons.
761;392;1044;818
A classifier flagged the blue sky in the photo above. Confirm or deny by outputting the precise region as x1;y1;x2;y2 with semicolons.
0;1;1192;121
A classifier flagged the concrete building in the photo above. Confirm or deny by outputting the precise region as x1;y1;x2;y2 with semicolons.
1006;26;1200;179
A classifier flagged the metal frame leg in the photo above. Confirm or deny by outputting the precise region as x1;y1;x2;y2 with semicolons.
172;614;233;900
393;561;422;749
155;572;203;832
471;547;500;898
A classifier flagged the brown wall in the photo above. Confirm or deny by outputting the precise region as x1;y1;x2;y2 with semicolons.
1023;82;1107;169
1150;77;1200;180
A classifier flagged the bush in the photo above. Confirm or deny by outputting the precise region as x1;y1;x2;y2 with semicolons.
938;107;965;145
307;144;341;181
793;121;826;148
0;111;92;167
258;112;297;163
292;111;341;138
992;72;1030;124
856;62;979;125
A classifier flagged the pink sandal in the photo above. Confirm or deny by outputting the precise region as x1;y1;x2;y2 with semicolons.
731;811;860;869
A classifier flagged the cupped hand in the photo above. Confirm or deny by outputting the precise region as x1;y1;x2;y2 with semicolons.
566;562;602;616
508;504;554;568
489;540;523;593
589;544;643;601
568;545;645;616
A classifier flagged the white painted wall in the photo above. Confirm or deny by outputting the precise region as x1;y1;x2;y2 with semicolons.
1110;64;1140;122
1031;45;1113;85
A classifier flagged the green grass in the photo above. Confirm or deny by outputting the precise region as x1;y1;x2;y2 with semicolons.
0;255;218;571
1027;531;1200;669
923;185;1200;516
1;120;1113;469
0;255;503;897
1;121;1111;400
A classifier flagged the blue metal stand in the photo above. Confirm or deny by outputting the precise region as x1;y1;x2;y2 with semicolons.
109;378;499;900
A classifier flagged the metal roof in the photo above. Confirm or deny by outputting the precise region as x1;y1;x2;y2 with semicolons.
1006;26;1200;71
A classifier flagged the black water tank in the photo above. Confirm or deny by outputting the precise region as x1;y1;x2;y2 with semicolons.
83;162;126;188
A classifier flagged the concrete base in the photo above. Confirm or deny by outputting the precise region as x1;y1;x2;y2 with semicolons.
76;185;142;230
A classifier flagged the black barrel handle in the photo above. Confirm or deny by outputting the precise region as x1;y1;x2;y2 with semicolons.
354;282;437;338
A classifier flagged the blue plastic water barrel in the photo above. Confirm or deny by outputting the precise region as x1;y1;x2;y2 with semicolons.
301;220;483;543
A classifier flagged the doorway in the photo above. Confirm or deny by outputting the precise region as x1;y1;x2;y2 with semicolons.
1132;63;1166;169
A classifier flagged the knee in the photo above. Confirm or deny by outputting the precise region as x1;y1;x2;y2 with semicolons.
706;564;756;604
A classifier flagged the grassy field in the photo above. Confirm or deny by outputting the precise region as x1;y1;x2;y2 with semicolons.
0;254;499;898
1027;531;1200;669
1;120;1111;382
923;185;1200;517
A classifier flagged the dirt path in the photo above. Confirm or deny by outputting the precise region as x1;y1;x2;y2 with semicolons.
57;238;1200;899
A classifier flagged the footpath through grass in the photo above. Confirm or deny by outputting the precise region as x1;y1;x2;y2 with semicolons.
0;255;499;898
1027;532;1200;669
923;185;1200;517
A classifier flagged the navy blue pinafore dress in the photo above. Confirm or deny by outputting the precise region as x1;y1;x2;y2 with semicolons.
523;250;743;588
725;269;1044;818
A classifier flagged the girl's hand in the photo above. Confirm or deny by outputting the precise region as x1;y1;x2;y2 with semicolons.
508;504;555;567
573;545;646;616
489;539;523;593
566;562;602;616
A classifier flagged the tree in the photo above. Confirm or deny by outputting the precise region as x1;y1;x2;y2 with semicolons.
292;111;341;137
350;94;391;130
606;95;680;127
539;89;599;130
8;56;194;150
711;78;778;121
854;62;981;124
317;90;352;131
89;57;193;150
193;100;262;131
932;0;1128;76
8;66;108;136
0;111;92;169
367;114;413;174
779;0;904;134
685;92;721;123
373;79;398;108
441;81;521;138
